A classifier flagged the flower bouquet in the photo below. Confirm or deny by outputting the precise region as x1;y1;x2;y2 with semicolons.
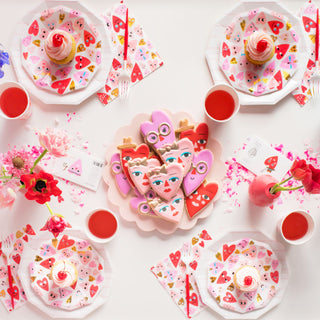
0;128;71;237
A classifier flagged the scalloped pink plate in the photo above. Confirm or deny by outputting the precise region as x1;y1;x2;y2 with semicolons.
103;110;226;234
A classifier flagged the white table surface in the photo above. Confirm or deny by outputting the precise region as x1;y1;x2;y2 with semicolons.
0;0;319;319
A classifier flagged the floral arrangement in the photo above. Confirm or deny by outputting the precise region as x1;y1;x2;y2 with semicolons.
0;128;71;238
270;159;320;194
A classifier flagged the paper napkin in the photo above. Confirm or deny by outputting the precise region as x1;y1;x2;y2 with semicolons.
97;1;164;105
150;230;213;318
0;224;37;312
237;136;292;181
292;0;317;106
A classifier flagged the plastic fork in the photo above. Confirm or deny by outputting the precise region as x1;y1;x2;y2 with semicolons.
1;234;15;310
118;8;130;99
310;9;320;100
181;242;193;318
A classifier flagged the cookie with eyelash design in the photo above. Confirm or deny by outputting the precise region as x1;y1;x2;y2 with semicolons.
149;188;185;223
148;164;184;201
128;157;161;195
158;138;194;176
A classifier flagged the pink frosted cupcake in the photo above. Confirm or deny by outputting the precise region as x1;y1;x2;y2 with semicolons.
51;260;78;288
44;30;76;65
233;266;261;292
244;30;275;65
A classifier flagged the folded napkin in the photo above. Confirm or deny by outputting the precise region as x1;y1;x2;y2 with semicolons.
292;0;317;106
97;1;164;105
0;224;37;312
150;230;213;318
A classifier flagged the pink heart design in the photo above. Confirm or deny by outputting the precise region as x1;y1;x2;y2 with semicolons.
90;284;99;297
149;189;185;223
89;260;97;268
239;299;247;309
74;71;89;86
280;54;297;69
258;251;266;259
30;56;40;64
22;35;32;47
51;300;63;307
96;274;104;284
223;291;236;303
159;138;194;176
128;158;161;195
149;164;184;201
183;149;213;196
236;72;244;81
217;270;231;284
263;61;275;77
272;259;279;270
222;58;229;70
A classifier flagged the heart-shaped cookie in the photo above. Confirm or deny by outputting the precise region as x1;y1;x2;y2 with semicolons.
120;143;150;187
158;138;194;176
110;153;131;197
183;149;213;196
149;188;185;223
130;189;158;217
128;157;160;194
186;182;218;218
148;164;183;201
140;111;175;150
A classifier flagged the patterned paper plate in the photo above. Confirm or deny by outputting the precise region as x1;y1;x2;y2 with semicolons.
11;0;113;105
195;230;289;319
206;0;309;105
102;110;225;235
18;229;112;318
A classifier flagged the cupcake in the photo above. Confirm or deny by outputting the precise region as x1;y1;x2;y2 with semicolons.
244;30;275;65
233;266;261;292
51;260;78;288
44;30;76;65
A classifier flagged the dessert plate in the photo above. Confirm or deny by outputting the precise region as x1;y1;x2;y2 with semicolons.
103;110;225;235
21;5;101;95
195;230;289;319
18;229;112;318
11;0;113;105
206;0;309;105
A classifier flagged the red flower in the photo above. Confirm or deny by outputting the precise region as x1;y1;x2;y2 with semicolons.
290;159;310;181
302;164;320;194
20;171;63;204
40;215;71;238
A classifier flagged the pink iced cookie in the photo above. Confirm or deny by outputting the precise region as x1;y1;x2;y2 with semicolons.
158;138;194;176
140;110;175;150
128;157;161;195
130;188;158;218
110;153;131;196
183;149;213;196
148;164;184;201
149;188;184;223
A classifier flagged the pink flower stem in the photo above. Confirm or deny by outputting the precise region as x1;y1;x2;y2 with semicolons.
45;202;54;216
30;149;48;174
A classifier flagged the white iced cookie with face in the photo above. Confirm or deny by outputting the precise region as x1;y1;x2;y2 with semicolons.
158;139;194;176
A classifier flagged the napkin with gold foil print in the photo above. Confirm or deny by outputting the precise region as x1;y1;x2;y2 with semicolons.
292;0;318;106
150;230;213;318
97;1;164;105
0;225;37;312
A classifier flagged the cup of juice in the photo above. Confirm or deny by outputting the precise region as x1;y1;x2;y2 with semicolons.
85;208;119;244
278;210;315;245
204;83;240;123
0;81;31;120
